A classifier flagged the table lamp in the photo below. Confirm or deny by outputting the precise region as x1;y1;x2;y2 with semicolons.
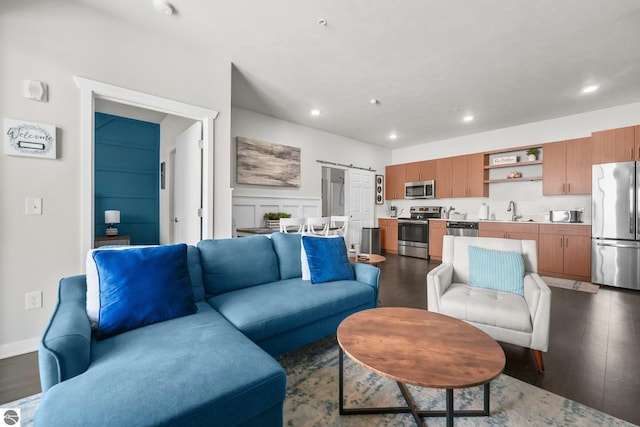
105;210;120;236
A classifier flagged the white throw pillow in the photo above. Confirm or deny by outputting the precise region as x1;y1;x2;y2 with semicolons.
86;245;152;327
300;234;342;280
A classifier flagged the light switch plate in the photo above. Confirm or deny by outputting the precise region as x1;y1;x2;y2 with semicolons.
25;198;43;215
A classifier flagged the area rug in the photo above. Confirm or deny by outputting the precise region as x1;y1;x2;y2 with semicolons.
3;337;635;427
542;276;600;294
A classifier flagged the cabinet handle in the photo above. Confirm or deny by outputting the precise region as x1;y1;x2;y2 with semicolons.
565;237;569;248
562;183;565;193
632;147;634;160
560;237;563;248
568;182;571;193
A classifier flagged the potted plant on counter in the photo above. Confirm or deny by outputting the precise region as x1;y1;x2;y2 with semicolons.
264;212;291;229
526;148;539;161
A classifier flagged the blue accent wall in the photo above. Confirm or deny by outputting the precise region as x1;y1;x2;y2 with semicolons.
95;113;160;245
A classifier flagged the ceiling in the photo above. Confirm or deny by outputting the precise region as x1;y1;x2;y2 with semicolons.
73;0;640;148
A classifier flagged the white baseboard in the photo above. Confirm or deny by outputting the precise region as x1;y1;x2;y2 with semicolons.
0;337;40;359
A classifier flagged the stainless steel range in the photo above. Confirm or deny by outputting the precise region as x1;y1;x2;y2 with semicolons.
398;206;442;259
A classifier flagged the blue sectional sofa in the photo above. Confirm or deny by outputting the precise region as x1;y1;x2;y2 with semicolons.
36;233;379;426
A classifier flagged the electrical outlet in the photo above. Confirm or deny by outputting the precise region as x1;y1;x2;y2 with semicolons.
26;291;43;310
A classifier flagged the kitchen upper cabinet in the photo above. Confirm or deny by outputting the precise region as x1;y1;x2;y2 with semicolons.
592;126;638;164
451;153;488;198
543;137;592;195
435;157;453;198
479;222;539;244
385;164;406;200
406;160;435;183
428;220;446;260
379;218;398;253
538;224;591;281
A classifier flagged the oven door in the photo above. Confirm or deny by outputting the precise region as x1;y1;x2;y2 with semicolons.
398;220;429;258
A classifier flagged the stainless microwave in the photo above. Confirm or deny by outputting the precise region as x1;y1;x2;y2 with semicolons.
405;180;435;199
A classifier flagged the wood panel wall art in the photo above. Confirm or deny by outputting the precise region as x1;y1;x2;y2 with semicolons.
236;137;301;187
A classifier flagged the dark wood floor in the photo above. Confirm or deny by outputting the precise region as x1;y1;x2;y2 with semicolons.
378;253;640;426
1;253;639;425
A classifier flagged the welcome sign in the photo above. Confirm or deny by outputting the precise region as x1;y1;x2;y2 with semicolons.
4;118;57;159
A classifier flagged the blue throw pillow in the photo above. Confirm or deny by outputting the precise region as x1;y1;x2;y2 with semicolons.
93;244;196;339
468;246;525;296
301;235;355;284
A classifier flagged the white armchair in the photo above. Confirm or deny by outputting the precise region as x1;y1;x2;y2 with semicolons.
427;235;551;372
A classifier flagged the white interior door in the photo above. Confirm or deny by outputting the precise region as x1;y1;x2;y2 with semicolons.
347;169;375;248
172;122;203;244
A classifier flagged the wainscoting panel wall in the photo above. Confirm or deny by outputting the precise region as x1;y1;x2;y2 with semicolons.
232;195;321;230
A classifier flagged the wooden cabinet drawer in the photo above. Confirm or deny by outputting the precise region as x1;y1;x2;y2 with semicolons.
539;224;590;237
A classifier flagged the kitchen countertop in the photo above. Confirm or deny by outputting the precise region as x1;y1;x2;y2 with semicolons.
378;217;590;225
428;218;590;226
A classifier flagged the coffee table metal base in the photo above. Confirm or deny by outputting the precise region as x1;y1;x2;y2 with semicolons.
339;348;491;427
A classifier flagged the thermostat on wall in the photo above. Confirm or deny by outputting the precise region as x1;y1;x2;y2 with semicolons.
23;80;48;102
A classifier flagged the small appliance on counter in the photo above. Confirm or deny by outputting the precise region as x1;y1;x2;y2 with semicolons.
389;206;397;217
549;210;583;223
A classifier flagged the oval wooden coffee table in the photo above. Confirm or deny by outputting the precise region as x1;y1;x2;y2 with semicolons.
337;307;505;426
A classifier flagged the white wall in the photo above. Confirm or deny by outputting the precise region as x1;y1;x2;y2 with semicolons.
389;102;640;222
231;107;390;215
0;2;233;357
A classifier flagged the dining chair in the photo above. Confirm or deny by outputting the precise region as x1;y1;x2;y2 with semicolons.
279;217;305;233
330;216;349;239
305;217;330;236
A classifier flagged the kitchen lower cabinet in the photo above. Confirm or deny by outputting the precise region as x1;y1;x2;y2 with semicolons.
429;220;446;260
538;224;591;281
478;222;539;244
379;218;398;254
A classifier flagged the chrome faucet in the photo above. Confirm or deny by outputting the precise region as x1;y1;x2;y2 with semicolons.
507;200;520;221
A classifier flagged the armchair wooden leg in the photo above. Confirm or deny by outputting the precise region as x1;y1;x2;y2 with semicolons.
532;349;544;372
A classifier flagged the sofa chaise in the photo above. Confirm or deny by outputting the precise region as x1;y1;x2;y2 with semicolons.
36;233;380;426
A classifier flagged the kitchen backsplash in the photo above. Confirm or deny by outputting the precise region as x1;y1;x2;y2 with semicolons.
384;180;592;223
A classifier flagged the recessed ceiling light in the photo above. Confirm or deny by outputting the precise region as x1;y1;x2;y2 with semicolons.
581;84;600;94
463;115;474;122
310;109;320;116
389;133;398;140
153;0;175;15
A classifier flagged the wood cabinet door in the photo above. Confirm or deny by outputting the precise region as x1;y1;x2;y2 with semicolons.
562;235;591;278
542;140;567;195
405;162;422;182
429;221;446;259
406;160;435;182
451;155;468;198
435;157;453;198
478;230;506;238
592;126;635;164
385;164;406;200
565;137;592;194
538;233;564;274
379;219;398;252
466;153;488;197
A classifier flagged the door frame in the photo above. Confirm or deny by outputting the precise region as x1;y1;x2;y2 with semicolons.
76;76;218;264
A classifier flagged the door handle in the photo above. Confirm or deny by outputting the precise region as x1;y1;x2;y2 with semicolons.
595;242;640;249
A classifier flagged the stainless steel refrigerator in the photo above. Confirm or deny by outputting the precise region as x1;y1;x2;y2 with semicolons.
592;161;640;290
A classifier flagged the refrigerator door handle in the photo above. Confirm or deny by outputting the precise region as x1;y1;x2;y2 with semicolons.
595;242;640;249
632;171;636;235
